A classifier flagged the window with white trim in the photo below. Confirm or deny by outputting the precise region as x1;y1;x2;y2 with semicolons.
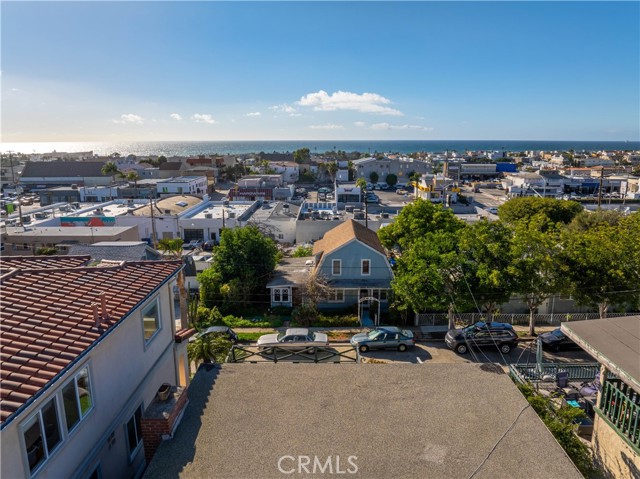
62;367;93;432
142;299;161;342
273;288;290;303
126;404;144;459
332;259;341;276
327;289;344;302
23;397;62;475
361;259;371;276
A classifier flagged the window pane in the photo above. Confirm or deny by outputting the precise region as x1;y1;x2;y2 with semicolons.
332;260;340;275
63;381;80;431
337;290;344;301
126;417;138;452
362;260;370;274
24;417;45;472
76;368;93;416
41;399;61;454
282;289;289;302
143;302;160;340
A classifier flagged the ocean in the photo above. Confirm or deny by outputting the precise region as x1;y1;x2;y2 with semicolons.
1;140;639;157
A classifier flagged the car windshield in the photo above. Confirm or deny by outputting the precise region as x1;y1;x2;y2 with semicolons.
367;331;382;339
551;329;565;338
277;332;285;340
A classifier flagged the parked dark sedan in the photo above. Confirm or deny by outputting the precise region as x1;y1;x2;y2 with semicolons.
445;322;518;355
537;328;580;352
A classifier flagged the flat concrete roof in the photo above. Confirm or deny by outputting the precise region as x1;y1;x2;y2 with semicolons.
144;363;582;479
562;316;640;391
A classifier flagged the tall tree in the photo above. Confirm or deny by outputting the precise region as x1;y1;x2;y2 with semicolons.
508;216;567;335
347;160;355;181
101;161;120;178
369;171;379;184
385;174;398;187
459;220;515;321
327;161;339;183
293;148;311;164
157;238;189;328
199;226;278;309
563;212;640;317
378;199;465;252
356;177;367;202
499;197;583;229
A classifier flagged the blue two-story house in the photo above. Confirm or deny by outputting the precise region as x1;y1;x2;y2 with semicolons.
267;220;393;324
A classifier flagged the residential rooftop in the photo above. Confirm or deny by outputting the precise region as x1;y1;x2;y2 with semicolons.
0;258;182;425
144;363;583;479
562;316;640;390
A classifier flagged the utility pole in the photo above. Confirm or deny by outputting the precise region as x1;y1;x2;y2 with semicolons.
149;192;157;249
597;167;604;208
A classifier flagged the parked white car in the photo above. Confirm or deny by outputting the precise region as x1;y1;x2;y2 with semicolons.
257;328;329;349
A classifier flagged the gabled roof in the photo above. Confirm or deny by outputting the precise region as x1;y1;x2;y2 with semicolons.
0;259;182;425
312;220;385;261
0;255;91;275
21;160;109;178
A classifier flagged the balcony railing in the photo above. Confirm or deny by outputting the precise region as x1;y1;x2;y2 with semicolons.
509;363;600;384
598;380;640;450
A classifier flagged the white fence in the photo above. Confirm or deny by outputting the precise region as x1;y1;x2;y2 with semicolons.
415;312;637;327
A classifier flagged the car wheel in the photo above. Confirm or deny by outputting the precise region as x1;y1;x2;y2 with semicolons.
359;344;369;353
398;344;408;352
500;344;512;354
456;344;468;354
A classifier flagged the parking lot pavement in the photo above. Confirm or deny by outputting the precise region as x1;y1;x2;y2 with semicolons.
359;341;596;367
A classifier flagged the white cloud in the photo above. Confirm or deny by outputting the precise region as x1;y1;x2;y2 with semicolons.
354;121;367;128
170;113;183;121
370;123;433;131
245;112;261;117
113;113;144;124
191;113;216;124
268;104;300;116
309;123;344;130
297;90;403;116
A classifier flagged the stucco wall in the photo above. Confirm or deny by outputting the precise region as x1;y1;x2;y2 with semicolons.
592;413;640;479
0;281;179;479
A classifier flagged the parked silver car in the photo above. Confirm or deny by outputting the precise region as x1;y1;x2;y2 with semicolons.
350;326;415;353
257;328;329;350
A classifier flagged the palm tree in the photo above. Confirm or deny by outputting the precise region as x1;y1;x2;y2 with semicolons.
327;161;339;184
187;333;232;367
101;161;120;178
125;171;140;188
347;160;355;181
157;238;189;329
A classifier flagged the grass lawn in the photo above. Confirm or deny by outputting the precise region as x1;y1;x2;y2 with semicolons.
237;331;274;342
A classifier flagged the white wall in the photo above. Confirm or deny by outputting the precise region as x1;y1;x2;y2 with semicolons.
0;280;180;479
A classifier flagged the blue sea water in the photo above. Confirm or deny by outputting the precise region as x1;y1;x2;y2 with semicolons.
2;140;639;157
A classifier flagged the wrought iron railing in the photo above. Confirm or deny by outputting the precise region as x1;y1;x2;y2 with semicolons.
226;344;360;364
509;363;600;384
598;380;640;449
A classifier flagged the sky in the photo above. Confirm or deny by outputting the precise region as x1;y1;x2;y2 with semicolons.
1;1;639;142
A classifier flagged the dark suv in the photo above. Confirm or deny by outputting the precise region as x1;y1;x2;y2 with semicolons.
445;321;518;355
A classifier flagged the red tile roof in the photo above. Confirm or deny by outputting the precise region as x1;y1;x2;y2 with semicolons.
0;259;182;425
0;255;91;275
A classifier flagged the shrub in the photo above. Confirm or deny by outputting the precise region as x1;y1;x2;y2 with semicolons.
221;314;282;328
291;303;319;327
311;314;360;328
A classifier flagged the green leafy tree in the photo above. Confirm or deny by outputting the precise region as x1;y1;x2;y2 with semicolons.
292;245;313;257
347;160;355;181
378;199;465;252
369;171;379;184
157;155;167;165
508;216;567;335
392;232;474;328
385;174;398;186
157;238;189;328
124;171;140;188
499;197;583;229
327;161;339;183
563;212;640;317
293;148;311;164
199;226;278;310
459;220;515;320
566;209;623;233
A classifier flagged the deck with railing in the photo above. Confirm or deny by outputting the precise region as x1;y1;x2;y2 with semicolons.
598;379;640;450
509;363;600;384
